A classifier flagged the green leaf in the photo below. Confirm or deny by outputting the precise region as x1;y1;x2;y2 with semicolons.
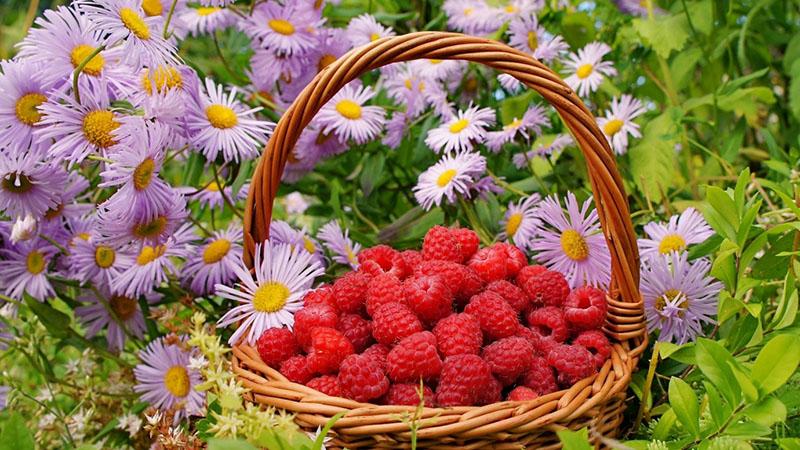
733;167;750;216
751;334;800;395
0;413;34;450
207;438;258;450
181;152;205;186
668;377;700;437
499;91;535;125
651;408;677;441
632;14;690;58
771;272;798;330
231;160;252;197
628;111;679;202
556;428;593;450
778;438;800;450
743;396;787;427
704;382;730;430
24;294;71;339
359;153;385;197
312;412;345;450
695;338;741;406
687;0;713;35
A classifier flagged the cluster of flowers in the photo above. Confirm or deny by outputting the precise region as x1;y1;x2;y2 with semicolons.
249;225;611;406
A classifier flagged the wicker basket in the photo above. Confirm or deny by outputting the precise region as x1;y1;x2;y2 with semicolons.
232;32;647;449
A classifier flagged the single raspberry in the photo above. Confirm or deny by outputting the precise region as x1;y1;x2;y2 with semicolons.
573;330;612;368
507;386;538;401
482;336;535;385
495;243;527;277
303;284;337;311
338;354;390;402
422;226;462;263
521;357;559;395
403;275;453;325
535;335;560;356
485;280;529;312
337;314;373;352
547;344;595;386
563;286;607;330
435;354;493;407
468;246;507;282
476;376;502;406
451;228;479;262
521;270;570;307
358;245;397;271
371;302;423;345
386;383;434;406
526;306;570;343
516;326;541;349
365;272;405;317
280;355;313;384
415;260;483;304
256;327;298;367
457;266;485;304
293;305;338;350
333;271;370;313
464;291;520;341
306;327;354;374
307;375;342;397
359;260;387;278
362;343;390;371
399;250;423;268
515;265;548;288
359;254;410;279
386;331;443;383
432;313;482;357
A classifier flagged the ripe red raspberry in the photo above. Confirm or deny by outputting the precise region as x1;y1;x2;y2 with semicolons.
507;386;538;401
451;227;479;262
386;331;443;383
403;275;453;325
521;269;570;307
563;286;607;330
256;327;298;367
386;383;434;406
515;265;548;288
371;302;423;345
333;271;370;313
360;254;410;280
485;280;529;312
337;314;373;352
468;246;507;282
362;343;390;371
495;243;527;277
280;355;313;384
358;245;397;271
307;375;342;397
306;327;354;374
476;376;502;406
432;313;482;357
415;260;483;304
399;250;423;268
338;354;390;402
464;291;520;341
422;226;462;263
293;305;338;350
521;357;559;394
516;326;541;348
457;266;485;303
526;306;569;343
435;354;493;407
547;344;595;386
482;336;535;385
573;330;612;368
359;260;386;278
365;272;404;317
303;284;337;311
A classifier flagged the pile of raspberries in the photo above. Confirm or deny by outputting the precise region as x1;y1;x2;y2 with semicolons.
255;226;611;407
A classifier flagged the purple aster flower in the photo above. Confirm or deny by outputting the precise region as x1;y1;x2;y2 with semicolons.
185;180;248;212
443;0;503;35
563;42;617;98
198;0;235;6
512;134;573;168
411;59;467;82
182;224;243;295
65;215;96;247
597;94;647;155
97;187;188;248
270;220;326;268
69;232;134;286
76;283;159;351
216;241;324;345
308;27;351;74
0;386;8;410
0;60;54;153
186;78;273;163
317;82;385;145
495;0;543;18
425;104;495;153
180;5;236;36
134;336;205;421
470;175;504;200
241;2;323;56
283;192;310;215
638;208;714;260
508;14;568;63
498;73;523;93
40;172;92;228
383;112;412;149
641;253;722;344
0;151;68;220
247;48;305;91
531;192;611;288
382;63;432;117
317;220;361;269
346;14;395;47
499;194;541;249
0;238;57;301
413;150;487;210
614;0;665;17
485;105;550;152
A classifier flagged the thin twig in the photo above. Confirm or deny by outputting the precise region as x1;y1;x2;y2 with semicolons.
162;0;179;39
212;163;244;220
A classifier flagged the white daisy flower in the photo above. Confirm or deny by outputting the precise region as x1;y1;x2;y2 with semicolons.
563;42;616;97
346;14;395;47
597;94;647;155
241;2;323;56
424;104;495;153
638;208;714;260
317;83;385;145
413;150;487;210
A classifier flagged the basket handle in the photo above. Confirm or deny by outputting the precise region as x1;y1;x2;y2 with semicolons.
243;32;641;303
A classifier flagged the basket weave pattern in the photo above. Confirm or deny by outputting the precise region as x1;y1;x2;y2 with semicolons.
234;32;647;448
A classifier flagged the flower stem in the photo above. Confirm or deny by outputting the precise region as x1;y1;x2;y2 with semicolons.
72;45;105;104
632;340;661;433
162;0;179;39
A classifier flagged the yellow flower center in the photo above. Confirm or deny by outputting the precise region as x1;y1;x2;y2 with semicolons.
560;229;589;261
136;244;167;265
206;181;222;192
505;212;523;237
658;234;687;254
14;93;46;126
654;288;689;315
26;250;45;274
109;294;138;320
196;6;220;16
44;203;64;220
603;118;624;137
133;158;156;191
94;245;116;268
82;110;120;149
70;44;105;76
449;118;469;134
504;118;523;131
2;172;34;194
120;8;151;40
77;232;91;241
335;100;362;120
303;236;316;254
429;59;442;64
163;365;190;397
206;104;238;129
318;54;337;72
141;66;183;94
436;169;457;187
576;64;593;79
142;0;163;16
505;5;518;13
464;7;473;16
252;282;290;312
346;247;358;265
268;19;295;35
527;31;539;51
369;32;380;41
202;238;231;264
132;216;168;240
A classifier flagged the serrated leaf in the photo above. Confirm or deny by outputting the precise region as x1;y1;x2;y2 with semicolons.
632;14;690;58
628;111;679;203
